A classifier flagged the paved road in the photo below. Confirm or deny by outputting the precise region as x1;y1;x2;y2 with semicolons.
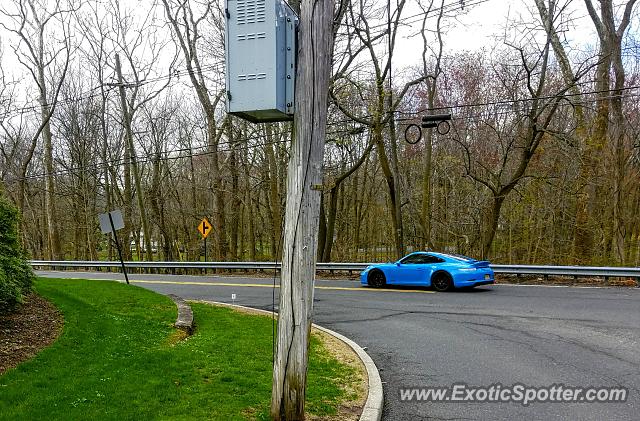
38;271;640;420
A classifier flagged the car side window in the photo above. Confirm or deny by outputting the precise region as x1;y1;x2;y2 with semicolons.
400;254;443;264
400;254;424;264
422;255;444;264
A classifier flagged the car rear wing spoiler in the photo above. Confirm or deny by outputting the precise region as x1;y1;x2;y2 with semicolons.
471;260;491;268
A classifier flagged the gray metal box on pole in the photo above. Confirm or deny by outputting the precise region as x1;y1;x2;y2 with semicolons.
225;0;297;123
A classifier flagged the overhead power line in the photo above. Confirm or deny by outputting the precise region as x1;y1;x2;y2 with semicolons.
8;86;640;184
341;0;491;36
1;126;367;183
395;84;640;119
325;85;640;126
0;62;225;121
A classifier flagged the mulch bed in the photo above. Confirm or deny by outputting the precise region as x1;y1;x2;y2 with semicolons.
0;293;63;375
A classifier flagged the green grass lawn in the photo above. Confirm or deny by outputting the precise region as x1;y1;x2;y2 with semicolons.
0;278;359;420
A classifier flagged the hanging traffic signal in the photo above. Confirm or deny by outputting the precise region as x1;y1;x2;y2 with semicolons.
421;113;451;128
404;113;452;144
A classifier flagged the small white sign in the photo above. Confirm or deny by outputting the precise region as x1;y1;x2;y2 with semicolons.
231;293;237;301
99;210;125;234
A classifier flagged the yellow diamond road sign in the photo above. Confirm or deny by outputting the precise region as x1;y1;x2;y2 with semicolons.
198;218;212;239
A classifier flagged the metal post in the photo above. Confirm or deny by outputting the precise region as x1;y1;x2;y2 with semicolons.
204;236;207;275
109;212;129;285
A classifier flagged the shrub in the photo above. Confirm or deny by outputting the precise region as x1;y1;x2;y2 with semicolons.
0;195;35;314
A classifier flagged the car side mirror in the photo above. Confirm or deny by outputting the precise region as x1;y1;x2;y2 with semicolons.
396;262;401;266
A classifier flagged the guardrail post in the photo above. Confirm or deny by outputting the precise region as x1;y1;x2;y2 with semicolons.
604;276;609;286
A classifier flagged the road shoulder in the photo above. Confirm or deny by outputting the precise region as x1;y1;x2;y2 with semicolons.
194;300;383;421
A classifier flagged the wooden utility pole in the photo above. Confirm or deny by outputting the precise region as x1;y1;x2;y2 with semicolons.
270;0;335;417
115;53;153;261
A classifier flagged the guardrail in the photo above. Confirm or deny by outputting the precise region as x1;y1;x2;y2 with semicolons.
30;260;640;282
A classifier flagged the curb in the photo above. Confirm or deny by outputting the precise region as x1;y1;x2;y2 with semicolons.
313;324;384;421
194;301;383;421
168;294;194;334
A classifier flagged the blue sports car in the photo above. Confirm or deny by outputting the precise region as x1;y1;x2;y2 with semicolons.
360;252;495;291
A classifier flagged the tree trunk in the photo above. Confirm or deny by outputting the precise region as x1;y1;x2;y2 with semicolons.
322;187;339;261
265;125;282;259
322;141;372;261
421;127;433;250
38;64;62;260
576;0;637;263
609;17;631;264
242;146;257;261
151;155;172;261
353;151;370;255
115;54;153;261
388;108;404;258
209;116;227;260
229;120;240;261
317;194;327;261
372;126;404;259
573;53;609;263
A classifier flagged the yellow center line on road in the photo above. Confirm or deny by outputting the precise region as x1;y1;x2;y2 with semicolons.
130;279;435;293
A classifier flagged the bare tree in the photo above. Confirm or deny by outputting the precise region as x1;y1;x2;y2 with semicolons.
417;0;445;250
331;0;446;259
160;0;229;259
318;128;372;262
0;0;77;259
75;0;118;259
536;0;637;263
584;0;637;263
142;97;178;260
454;20;583;257
107;0;175;260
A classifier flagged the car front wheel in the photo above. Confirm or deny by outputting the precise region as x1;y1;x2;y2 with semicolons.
368;270;386;288
431;272;453;292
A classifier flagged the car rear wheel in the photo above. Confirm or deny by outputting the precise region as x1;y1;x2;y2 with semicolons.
431;272;453;292
368;270;386;288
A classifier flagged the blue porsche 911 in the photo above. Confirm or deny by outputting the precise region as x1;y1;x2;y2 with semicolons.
360;251;495;291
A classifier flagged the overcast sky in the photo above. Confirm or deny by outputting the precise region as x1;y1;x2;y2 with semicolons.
392;0;601;68
1;0;637;112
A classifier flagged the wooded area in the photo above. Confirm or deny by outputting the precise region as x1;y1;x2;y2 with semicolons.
0;0;638;265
